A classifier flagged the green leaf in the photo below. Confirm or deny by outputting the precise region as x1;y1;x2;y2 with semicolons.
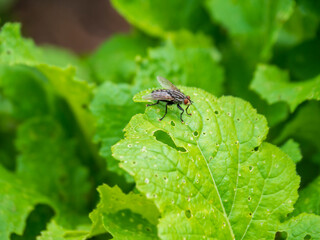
36;65;96;143
221;45;290;127
91;38;224;180
0;23;98;162
251;64;320;112
89;184;159;239
274;102;320;151
286;38;320;80
166;31;218;50
39;45;92;81
91;81;143;181
205;0;294;60
37;221;90;240
296;0;320;19
292;176;320;216
279;213;320;240
281;139;302;164
277;3;319;47
0;23;42;64
15;117;91;225
113;87;300;239
273;102;320;187
0;165;52;240
134;41;224;96
0;65;54;120
110;0;211;37
87;33;156;83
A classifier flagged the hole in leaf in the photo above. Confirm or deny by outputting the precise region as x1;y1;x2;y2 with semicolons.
249;212;252;216
202;132;206;136
236;118;240;121
275;231;287;240
304;235;311;240
249;166;253;171
154;130;186;152
146;227;151;232
170;121;175;126
10;204;55;240
87;232;113;240
185;209;192;219
193;131;199;136
248;196;252;201
254;146;259;151
214;110;219;114
132;161;136;165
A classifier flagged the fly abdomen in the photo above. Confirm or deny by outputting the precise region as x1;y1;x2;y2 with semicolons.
168;90;186;103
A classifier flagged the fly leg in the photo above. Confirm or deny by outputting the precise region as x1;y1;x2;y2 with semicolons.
186;105;192;115
146;100;160;107
159;102;170;121
177;104;185;123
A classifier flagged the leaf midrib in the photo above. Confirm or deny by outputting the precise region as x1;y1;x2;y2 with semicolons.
190;100;235;239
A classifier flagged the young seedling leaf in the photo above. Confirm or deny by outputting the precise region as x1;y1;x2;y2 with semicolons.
113;87;300;239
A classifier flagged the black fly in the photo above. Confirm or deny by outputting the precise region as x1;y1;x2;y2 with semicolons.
142;76;193;123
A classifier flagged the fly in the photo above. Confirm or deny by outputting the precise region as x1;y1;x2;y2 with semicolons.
142;76;193;123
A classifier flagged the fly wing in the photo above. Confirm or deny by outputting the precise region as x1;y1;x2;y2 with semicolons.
142;93;155;100
142;90;174;101
157;76;180;91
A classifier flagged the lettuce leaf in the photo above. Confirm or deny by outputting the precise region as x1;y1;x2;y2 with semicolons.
281;139;303;164
205;0;294;60
274;102;320;151
87;33;156;83
110;0;211;37
277;3;319;47
279;213;320;240
15;117;91;222
134;41;224;96
0;166;52;240
37;221;90;240
0;23;96;146
91;38;224;181
91;81;143;181
89;184;159;239
251;64;320;112
113;87;300;239
292;176;320;216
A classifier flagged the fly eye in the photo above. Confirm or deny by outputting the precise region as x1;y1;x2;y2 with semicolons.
184;99;188;105
187;96;190;100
